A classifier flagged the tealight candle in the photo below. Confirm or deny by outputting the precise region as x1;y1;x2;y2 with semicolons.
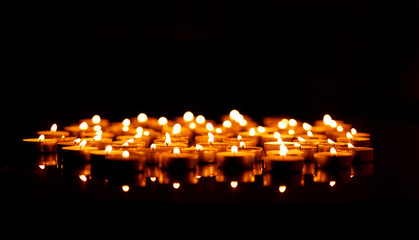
336;143;373;163
336;132;370;147
314;147;353;168
181;144;218;163
104;150;147;172
216;146;255;169
22;135;57;153
160;147;198;169
37;124;70;139
263;144;304;172
61;140;97;163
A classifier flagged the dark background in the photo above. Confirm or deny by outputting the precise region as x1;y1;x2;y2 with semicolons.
7;0;419;143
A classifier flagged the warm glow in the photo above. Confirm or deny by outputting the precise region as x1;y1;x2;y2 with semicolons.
137;113;148;123
294;142;301;148
257;126;265;133
348;143;355;148
134;132;142;138
351;128;357;136
158;117;168;126
279;185;287;193
346;132;353;140
122;126;129;132
298;136;307;142
289;119;297;127
330;120;337;128
196;144;203;151
122;150;130;159
92;115;101;124
79;122;88;130
327;139;335;144
79;140;87;149
189;122;196;129
150;177;157;182
122;141;129;147
208;132;214;143
73;138;81;144
240;141;246;149
122;118;131;126
302;123;312;131
165;132;171;146
280;144;288;156
278;121;287;129
223;120;232;128
237;135;242;141
215;128;222;134
39;164;45;170
330;147;337;155
238;118;247;126
249;128;256;136
274;132;281;139
173;182;180;189
329;181;336;187
172;123;181;135
105;145;112;155
93;134;102;141
150;143;156;151
122;185;130;192
307;130;313;137
288;129;295;135
231;145;238;154
196;115;206;124
93;125;101;131
79;175;87;182
183;111;194;122
173;147;180;154
230;181;238;188
136;127;143;133
323;114;332;125
206;123;214;132
38;134;45;142
229;110;241;121
337;125;344;132
50;123;57;132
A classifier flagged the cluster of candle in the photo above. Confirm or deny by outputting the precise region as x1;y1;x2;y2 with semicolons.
22;110;373;190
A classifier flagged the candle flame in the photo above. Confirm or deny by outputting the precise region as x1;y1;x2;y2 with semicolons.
327;139;335;144
122;185;130;192
150;143;156;151
307;130;313;137
229;109;241;121
280;144;288;156
50;124;57;132
38;134;45;142
196;144;203;151
348;143;355;148
351;128;357;136
122;150;130;159
172;123;181;135
137;113;147;123
92;115;101;124
223;120;232;128
158;117;168;126
346;132;353;140
302;123;312;131
249;128;256;136
337;125;343;132
329;181;336;187
257;126;265;133
298;136;307;142
79;139;87;149
240;141;246;149
173;147;180;154
122;118;131;126
279;185;287;193
206;123;214;132
230;181;238;188
79;175;87;182
231;145;238;154
330;147;337;155
105;145;112;155
165;132;171;146
173;182;180;189
294;142;301;148
323;114;332;125
183;111;194;122
208;132;214;143
196;115;205;124
289;119;297;127
79;122;88;130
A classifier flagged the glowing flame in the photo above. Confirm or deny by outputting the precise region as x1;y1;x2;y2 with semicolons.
351;128;357;136
289;119;297;127
79;122;88;130
79;175;87;182
257;126;265;133
122;185;130;192
307;130;313;137
122;118;131;126
122;150;130;159
158;117;168;126
231;145;238;155
323;114;332;125
302;123;312;131
208;132;214;143
137;113;148;123
329;181;336;187
206;123;214;132
280;144;288;156
249;128;256;136
79;140;87;149
223;120;232;128
50;124;57;132
337;125;343;132
38;134;45;142
165;132;171;146
237;135;242;141
105;145;112;155
172;123;181;135
173;147;180;154
92;115;101;124
330;147;337;155
230;181;238;188
278;121;287;129
215;128;222;134
346;132;353;140
150;143;156;151
173;182;180;189
229;109;241;121
298;136;307;142
196;144;203;151
279;185;287;193
327;139;335;144
240;141;246;149
294;142;301;148
189;122;196;129
330;120;337;128
196;115;205;124
348;143;355;148
183;111;194;122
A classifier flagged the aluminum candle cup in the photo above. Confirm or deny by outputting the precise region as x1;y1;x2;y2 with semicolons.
264;155;304;173
216;149;255;169
61;145;97;163
22;138;58;153
314;150;353;168
104;152;147;172
159;150;198;170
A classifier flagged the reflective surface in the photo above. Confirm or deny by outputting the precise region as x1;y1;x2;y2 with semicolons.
1;153;374;206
